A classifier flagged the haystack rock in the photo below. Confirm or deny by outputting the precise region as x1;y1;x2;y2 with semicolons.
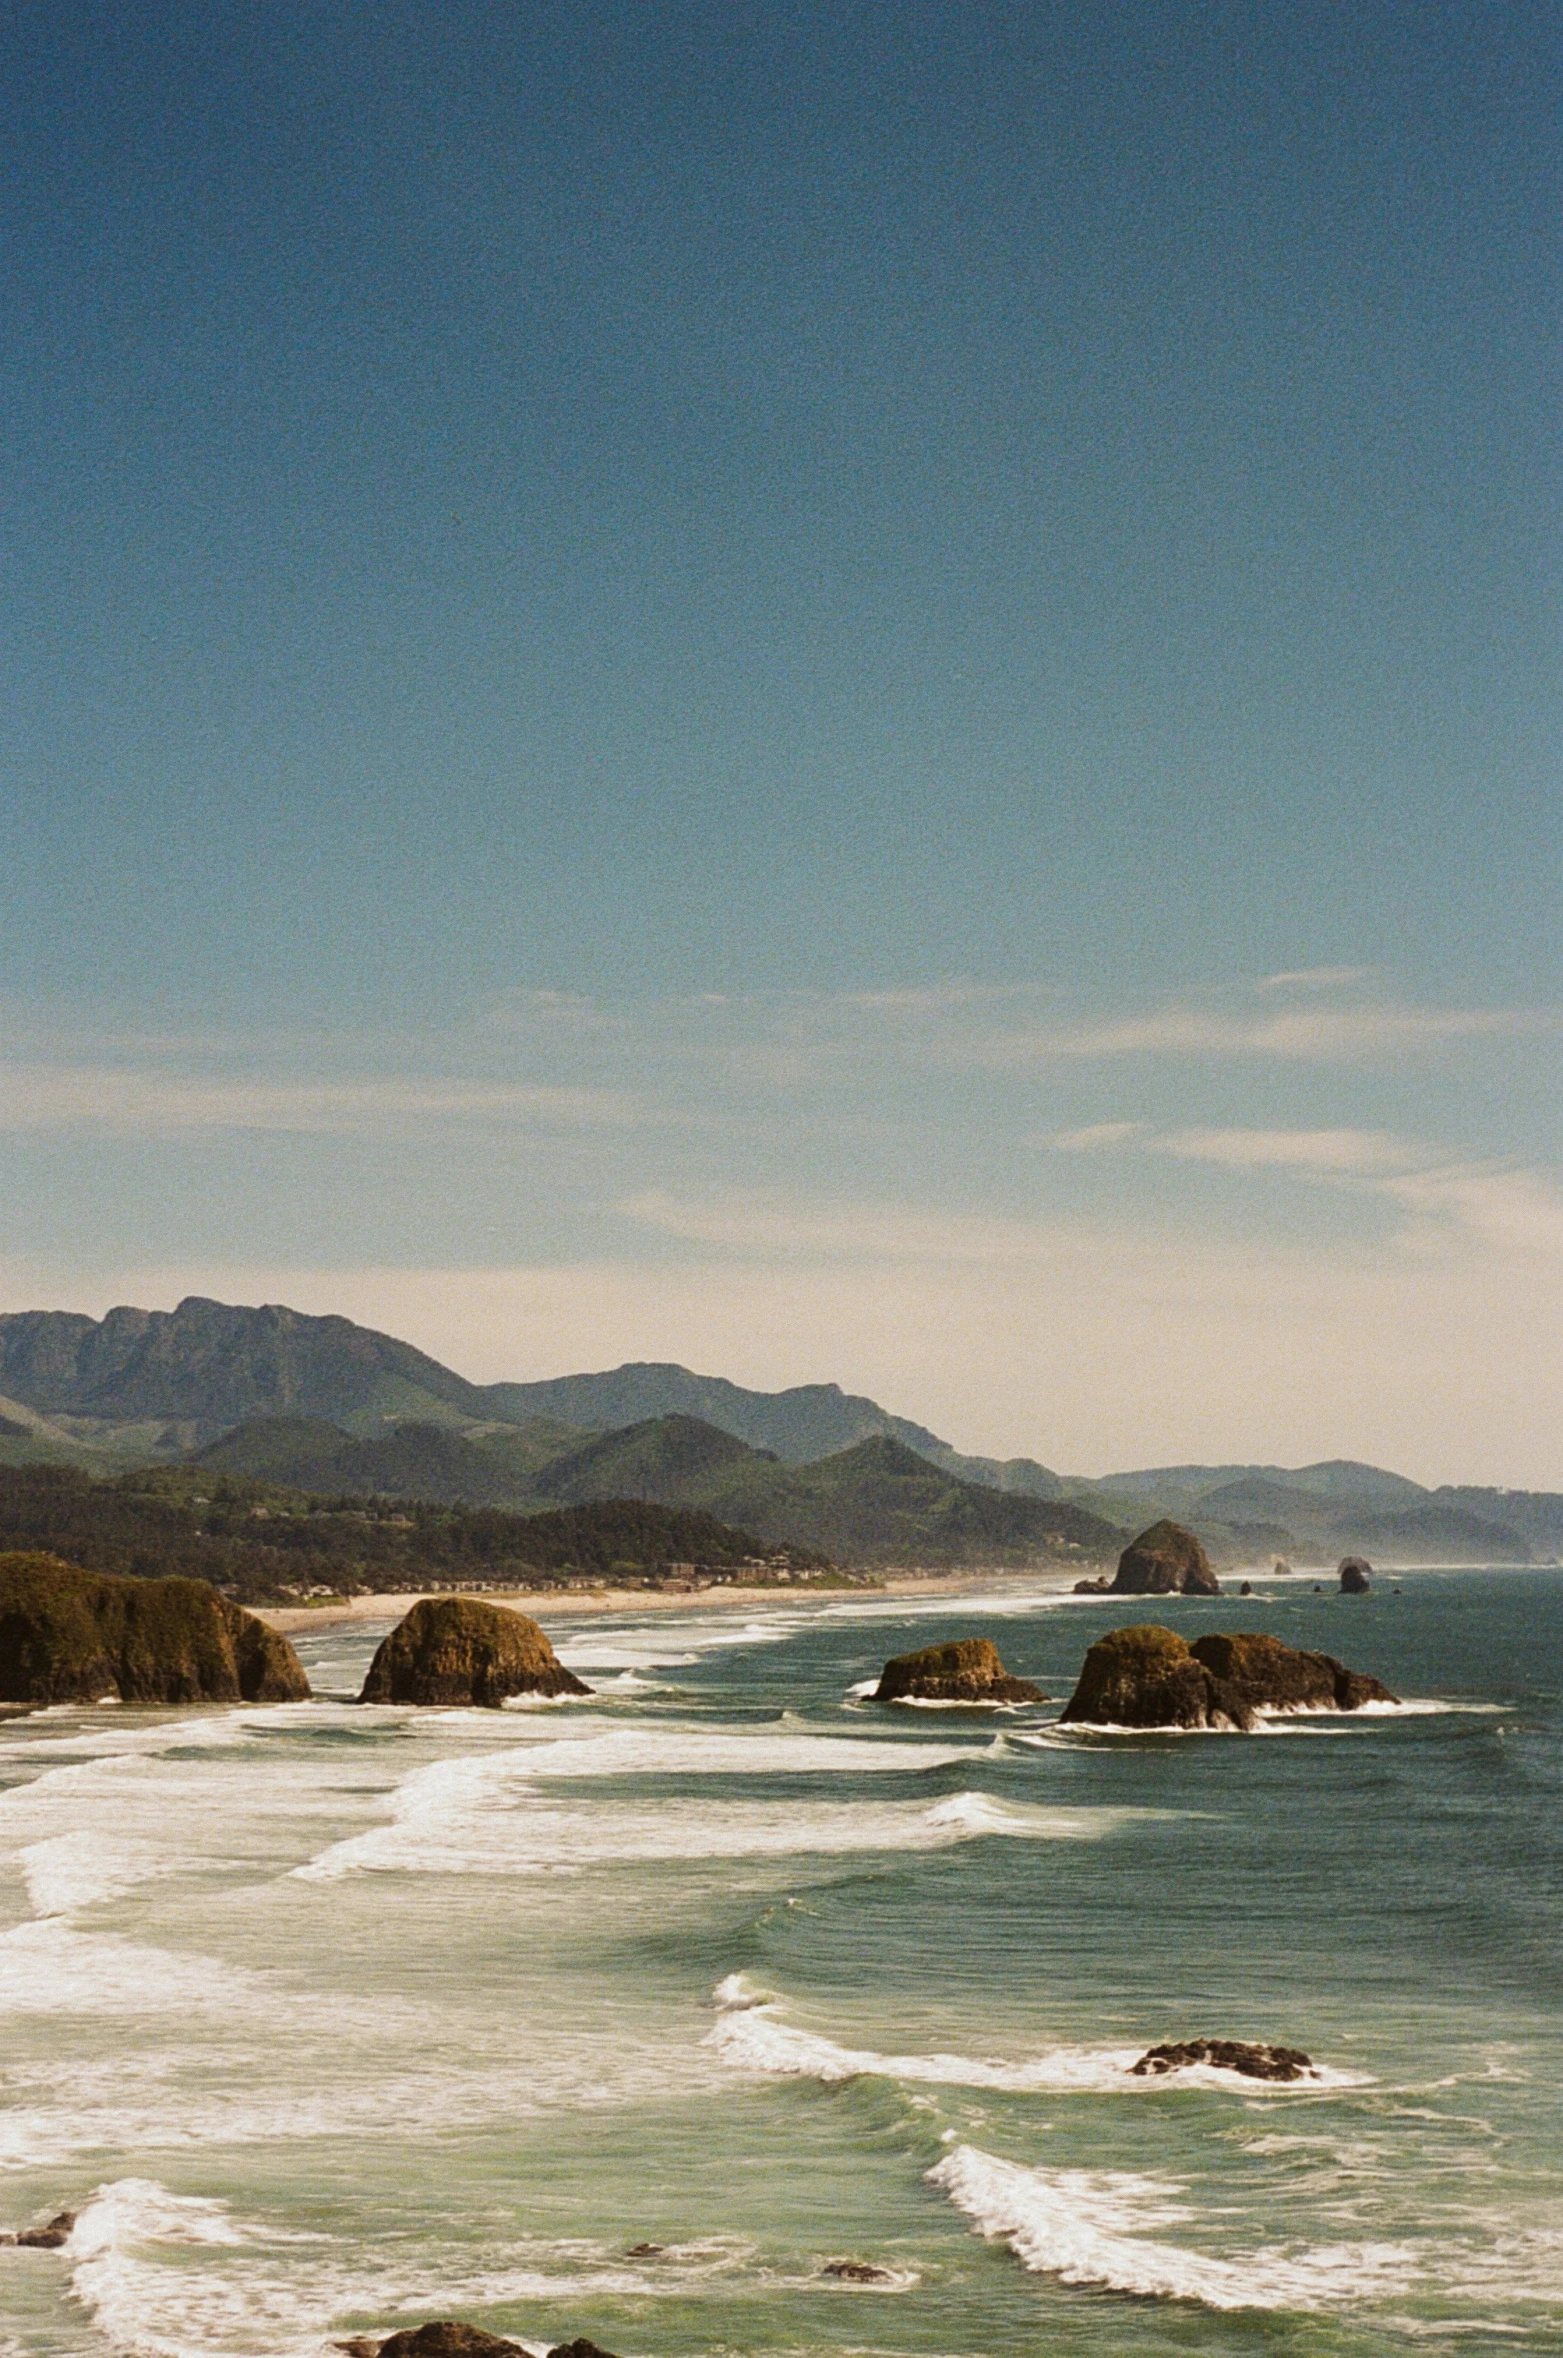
0;1553;308;1707
1130;2039;1315;2082
358;1597;590;1706
1059;1624;1398;1730
871;1638;1045;1705
1108;1520;1221;1597
1338;1557;1372;1593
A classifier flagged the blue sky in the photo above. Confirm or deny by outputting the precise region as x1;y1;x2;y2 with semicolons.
1;2;1558;1478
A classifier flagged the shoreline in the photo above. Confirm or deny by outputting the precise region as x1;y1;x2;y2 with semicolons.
253;1567;1047;1632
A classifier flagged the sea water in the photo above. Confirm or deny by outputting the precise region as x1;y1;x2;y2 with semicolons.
0;1568;1559;2358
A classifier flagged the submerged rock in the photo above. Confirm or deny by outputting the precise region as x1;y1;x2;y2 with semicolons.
0;1554;308;1707
1108;1521;1221;1597
358;1597;590;1706
871;1638;1045;1705
823;2260;895;2282
1059;1624;1398;1729
371;2328;528;2358
0;2210;77;2249
1130;2038;1315;2082
1338;1556;1372;1593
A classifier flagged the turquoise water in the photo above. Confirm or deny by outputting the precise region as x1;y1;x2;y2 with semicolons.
0;1568;1559;2357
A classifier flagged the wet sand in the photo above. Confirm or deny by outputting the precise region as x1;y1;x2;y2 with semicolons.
254;1567;1034;1632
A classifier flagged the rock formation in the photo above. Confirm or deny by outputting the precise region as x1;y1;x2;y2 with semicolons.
0;1554;308;1706
1072;1575;1110;1594
823;2260;895;2281
871;1637;1045;1705
351;2334;622;2358
0;2209;76;2249
1108;1520;1221;1597
358;1597;590;1706
1059;1624;1398;1729
1338;1556;1372;1593
1130;2039;1315;2082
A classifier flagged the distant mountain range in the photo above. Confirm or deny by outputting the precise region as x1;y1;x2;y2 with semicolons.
0;1296;1556;1567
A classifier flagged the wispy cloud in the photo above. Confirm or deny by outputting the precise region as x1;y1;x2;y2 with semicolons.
0;1067;652;1135
971;1002;1561;1065
1256;966;1378;992
1157;1127;1415;1173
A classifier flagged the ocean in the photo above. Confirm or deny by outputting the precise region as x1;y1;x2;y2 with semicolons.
0;1567;1559;2358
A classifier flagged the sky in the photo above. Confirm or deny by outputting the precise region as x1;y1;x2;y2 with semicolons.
1;0;1558;1482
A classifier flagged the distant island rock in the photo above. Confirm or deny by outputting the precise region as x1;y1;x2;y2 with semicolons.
1130;2038;1316;2083
1059;1623;1398;1730
871;1637;1045;1705
0;1552;308;1706
1338;1556;1372;1592
1108;1520;1221;1597
358;1597;590;1706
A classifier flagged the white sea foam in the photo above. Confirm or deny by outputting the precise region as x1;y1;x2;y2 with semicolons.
930;2144;1420;2310
19;1831;174;1917
0;1918;266;2018
708;1981;1364;2093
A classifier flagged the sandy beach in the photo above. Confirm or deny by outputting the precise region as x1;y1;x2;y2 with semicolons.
253;1568;1036;1632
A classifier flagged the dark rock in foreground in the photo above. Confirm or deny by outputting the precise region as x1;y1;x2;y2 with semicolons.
369;2330;529;2358
1109;1520;1221;1597
1339;1556;1372;1593
0;1553;308;1706
1059;1624;1398;1729
0;2210;77;2249
359;1597;590;1706
872;1638;1045;1705
1131;2038;1316;2082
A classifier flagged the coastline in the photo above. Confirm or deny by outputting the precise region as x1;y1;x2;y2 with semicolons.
253;1566;1045;1631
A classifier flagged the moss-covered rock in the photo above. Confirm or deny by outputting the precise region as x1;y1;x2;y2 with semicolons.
1059;1624;1227;1726
358;1596;590;1706
1109;1520;1221;1597
871;1637;1045;1704
0;1552;309;1706
1061;1623;1397;1728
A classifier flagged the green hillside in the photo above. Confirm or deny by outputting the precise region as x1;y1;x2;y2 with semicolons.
0;1461;835;1602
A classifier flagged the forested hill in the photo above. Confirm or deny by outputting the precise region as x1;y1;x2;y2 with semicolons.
0;1463;836;1604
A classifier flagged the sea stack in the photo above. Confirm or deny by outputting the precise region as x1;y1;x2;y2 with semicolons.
1059;1624;1398;1730
0;1553;309;1706
871;1638;1045;1704
1338;1557;1372;1593
359;1597;590;1706
1109;1520;1221;1597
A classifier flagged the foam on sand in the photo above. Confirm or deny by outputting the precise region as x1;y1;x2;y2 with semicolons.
930;2144;1419;2310
707;1979;1365;2093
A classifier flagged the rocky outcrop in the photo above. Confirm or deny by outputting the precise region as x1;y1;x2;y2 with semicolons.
1109;1521;1221;1597
1130;2039;1315;2082
823;2260;894;2282
1059;1624;1398;1729
358;1597;590;1706
1072;1575;1110;1594
348;2335;620;2358
0;1554;308;1706
0;2210;77;2249
1338;1556;1372;1593
871;1638;1045;1705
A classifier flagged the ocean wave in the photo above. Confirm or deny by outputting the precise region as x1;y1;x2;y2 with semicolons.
707;1981;1364;2094
929;2143;1420;2310
64;2178;750;2358
19;1831;176;1918
0;1919;268;2019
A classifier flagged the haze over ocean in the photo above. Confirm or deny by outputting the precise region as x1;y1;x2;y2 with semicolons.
1;2;1557;1479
